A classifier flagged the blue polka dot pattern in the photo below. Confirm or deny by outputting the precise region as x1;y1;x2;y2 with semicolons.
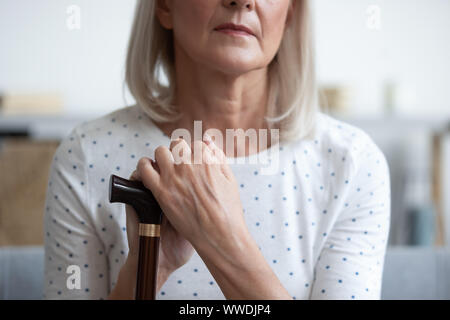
43;106;390;300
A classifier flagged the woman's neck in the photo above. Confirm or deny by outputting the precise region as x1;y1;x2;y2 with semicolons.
156;46;274;157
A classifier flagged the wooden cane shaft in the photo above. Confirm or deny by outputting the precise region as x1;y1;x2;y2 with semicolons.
135;223;160;300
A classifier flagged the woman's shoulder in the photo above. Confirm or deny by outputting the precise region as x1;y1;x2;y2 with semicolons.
317;111;372;143
66;104;168;150
291;111;388;169
72;104;144;138
52;104;170;169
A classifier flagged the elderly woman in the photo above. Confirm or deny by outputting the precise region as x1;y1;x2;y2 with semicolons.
43;0;390;300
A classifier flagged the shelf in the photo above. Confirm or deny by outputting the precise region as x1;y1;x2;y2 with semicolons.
1;112;449;141
331;113;450;132
0;114;96;140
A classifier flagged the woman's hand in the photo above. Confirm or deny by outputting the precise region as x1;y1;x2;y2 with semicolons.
118;135;291;300
135;134;251;268
125;170;195;276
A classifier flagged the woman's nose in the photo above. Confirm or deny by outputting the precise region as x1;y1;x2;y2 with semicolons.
223;0;255;10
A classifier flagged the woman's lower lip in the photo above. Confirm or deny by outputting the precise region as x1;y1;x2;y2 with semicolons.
215;29;253;37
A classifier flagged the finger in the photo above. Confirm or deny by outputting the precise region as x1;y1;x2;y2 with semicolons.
129;169;141;181
136;157;161;195
170;138;192;164
203;133;233;176
191;139;207;165
154;145;175;174
203;133;226;163
125;203;139;257
202;141;219;165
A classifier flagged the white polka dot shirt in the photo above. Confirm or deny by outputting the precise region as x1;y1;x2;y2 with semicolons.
43;105;391;300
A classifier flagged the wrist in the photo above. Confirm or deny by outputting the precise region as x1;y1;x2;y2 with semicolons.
199;235;291;299
197;229;259;274
197;233;270;299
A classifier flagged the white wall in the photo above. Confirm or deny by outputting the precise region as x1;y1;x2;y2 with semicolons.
0;0;449;117
312;0;450;116
0;0;137;116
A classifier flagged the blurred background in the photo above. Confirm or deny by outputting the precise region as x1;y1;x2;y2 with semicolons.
0;0;449;299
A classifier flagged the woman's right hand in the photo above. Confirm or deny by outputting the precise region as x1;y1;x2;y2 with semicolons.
110;164;196;300
125;167;195;280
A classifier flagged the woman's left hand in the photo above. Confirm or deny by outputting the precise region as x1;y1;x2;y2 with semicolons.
135;135;251;265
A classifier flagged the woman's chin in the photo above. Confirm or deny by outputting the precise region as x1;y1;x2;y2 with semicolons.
206;55;264;76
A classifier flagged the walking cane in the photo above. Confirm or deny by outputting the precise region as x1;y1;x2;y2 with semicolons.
108;174;163;300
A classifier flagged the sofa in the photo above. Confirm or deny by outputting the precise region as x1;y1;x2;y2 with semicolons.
1;246;450;300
